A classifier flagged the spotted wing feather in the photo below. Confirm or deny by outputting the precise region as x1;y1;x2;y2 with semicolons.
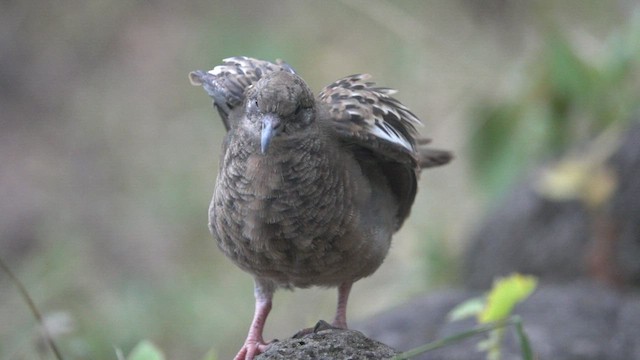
318;74;425;228
318;74;423;165
189;56;296;131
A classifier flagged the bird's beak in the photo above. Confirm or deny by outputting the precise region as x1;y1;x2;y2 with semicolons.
261;113;281;154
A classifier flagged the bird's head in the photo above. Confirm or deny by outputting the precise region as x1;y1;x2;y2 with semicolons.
244;71;315;154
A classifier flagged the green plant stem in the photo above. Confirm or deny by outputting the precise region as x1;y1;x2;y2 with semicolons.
0;255;64;360
513;316;533;360
394;318;521;360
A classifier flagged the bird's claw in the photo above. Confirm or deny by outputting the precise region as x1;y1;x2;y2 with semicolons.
233;339;274;360
292;319;345;339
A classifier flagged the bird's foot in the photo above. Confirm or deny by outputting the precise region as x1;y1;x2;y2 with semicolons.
233;339;274;360
291;327;314;339
331;318;348;330
292;320;345;339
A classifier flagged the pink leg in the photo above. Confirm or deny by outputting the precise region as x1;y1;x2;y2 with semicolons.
332;282;352;329
234;283;274;360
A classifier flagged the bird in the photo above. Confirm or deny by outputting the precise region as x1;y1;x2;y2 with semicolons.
189;56;451;360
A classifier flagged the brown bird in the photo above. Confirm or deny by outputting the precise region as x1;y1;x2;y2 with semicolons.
189;57;451;360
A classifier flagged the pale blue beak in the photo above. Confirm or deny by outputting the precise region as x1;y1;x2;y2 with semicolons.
260;113;281;154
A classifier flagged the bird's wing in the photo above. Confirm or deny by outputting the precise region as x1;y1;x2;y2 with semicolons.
318;74;422;165
318;74;425;228
189;56;297;131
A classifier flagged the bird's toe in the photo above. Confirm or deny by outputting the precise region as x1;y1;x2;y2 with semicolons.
234;340;272;360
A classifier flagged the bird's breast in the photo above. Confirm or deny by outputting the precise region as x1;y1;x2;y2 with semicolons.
210;139;398;287
212;144;356;264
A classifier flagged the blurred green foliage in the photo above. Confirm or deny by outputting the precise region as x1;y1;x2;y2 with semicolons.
398;272;537;360
447;274;537;360
470;13;640;197
124;341;165;360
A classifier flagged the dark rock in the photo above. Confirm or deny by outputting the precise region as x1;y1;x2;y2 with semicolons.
358;282;640;359
257;324;399;360
463;178;592;289
607;122;640;285
463;121;640;289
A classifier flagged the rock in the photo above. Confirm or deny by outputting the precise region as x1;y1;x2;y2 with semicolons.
358;282;640;359
463;122;640;289
256;322;399;360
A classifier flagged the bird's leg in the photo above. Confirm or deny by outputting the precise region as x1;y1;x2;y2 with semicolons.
234;280;275;360
292;282;353;339
332;282;353;329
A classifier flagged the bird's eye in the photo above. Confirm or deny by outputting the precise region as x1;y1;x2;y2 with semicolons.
294;105;302;115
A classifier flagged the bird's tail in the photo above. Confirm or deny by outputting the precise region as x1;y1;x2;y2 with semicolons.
415;138;453;169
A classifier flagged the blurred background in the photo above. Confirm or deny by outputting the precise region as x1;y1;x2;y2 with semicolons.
1;0;639;359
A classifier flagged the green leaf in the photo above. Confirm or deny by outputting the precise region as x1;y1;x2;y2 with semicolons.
447;296;485;321
546;33;594;103
470;103;537;197
478;274;537;324
127;341;165;360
